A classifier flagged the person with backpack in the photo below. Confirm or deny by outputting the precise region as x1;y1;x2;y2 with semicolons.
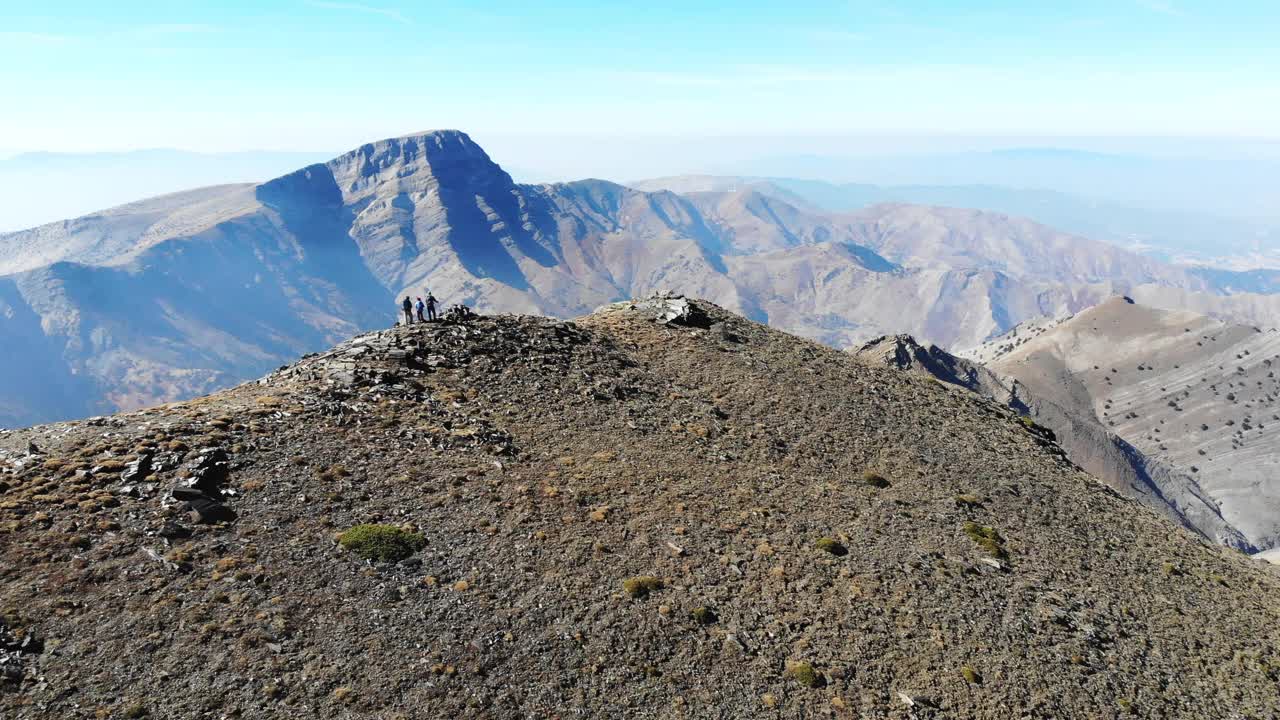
426;292;439;322
401;296;413;325
415;297;426;323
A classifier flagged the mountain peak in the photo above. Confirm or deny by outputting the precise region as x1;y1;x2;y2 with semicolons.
343;128;481;161
323;129;511;199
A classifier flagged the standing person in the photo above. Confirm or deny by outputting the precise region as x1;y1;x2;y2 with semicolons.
426;292;439;322
401;296;413;325
415;297;426;323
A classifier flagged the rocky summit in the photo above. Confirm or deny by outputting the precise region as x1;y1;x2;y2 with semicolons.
2;298;1279;719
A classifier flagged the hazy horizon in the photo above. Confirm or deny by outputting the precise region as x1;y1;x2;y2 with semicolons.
2;2;1278;244
4;131;1280;234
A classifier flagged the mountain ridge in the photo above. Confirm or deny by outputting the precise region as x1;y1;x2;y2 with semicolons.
968;297;1280;552
852;330;1252;551
2;298;1279;717
3;130;1280;429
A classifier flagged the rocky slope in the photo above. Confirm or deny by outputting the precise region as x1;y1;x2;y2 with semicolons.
1;299;1278;719
852;334;1249;551
967;297;1280;554
4;130;1280;428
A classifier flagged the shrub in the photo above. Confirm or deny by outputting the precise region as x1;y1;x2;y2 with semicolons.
317;465;352;481
960;665;982;684
622;576;663;598
784;661;823;688
862;471;890;489
338;524;425;563
815;537;848;556
954;494;982;507
690;606;718;625
1018;416;1056;442
963;522;1007;559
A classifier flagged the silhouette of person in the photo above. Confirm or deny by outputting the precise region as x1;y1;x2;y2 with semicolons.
415;297;426;323
426;293;439;322
401;296;413;325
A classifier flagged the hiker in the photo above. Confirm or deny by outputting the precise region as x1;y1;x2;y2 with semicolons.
426;292;439;321
415;297;426;323
401;296;413;325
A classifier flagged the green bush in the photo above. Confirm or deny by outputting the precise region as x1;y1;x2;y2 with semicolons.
960;665;982;684
815;537;848;556
338;524;425;563
784;661;823;688
862;471;891;489
963;521;1007;559
689;606;718;625
622;576;663;598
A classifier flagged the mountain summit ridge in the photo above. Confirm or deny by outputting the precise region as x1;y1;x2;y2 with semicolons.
2;298;1278;717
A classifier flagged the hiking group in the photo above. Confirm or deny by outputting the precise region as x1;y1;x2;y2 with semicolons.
401;292;438;325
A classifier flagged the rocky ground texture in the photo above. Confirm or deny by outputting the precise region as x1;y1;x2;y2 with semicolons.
1;297;1278;718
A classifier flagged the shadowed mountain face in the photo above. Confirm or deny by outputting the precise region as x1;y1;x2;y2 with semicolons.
966;297;1280;554
2;130;1280;428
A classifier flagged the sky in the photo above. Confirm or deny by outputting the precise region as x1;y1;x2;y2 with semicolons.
2;0;1279;154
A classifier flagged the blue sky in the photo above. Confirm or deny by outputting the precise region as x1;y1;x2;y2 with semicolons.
1;1;1278;152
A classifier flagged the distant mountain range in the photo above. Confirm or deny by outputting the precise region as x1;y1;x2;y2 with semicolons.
630;175;1280;270
734;146;1280;224
3;130;1280;428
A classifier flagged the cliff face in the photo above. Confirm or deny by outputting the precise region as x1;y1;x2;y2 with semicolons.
2;299;1278;718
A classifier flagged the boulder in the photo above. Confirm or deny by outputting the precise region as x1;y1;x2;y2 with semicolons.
120;452;152;483
187;496;236;525
184;448;229;495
